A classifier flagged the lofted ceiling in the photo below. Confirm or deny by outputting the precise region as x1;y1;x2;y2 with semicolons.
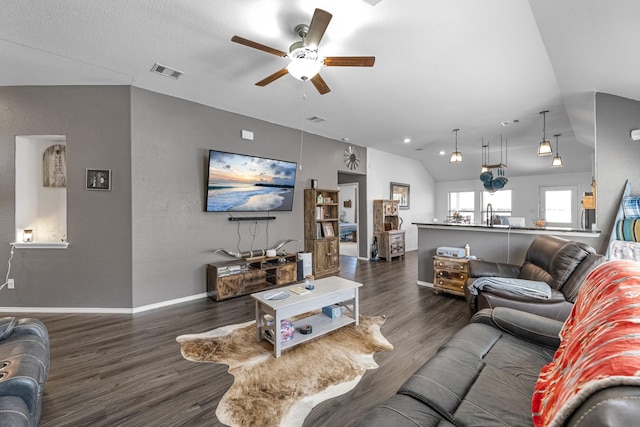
2;0;640;182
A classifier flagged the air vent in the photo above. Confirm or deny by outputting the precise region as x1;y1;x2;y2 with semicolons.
306;116;326;123
150;63;183;80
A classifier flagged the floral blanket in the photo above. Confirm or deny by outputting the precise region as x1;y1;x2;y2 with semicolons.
531;260;640;426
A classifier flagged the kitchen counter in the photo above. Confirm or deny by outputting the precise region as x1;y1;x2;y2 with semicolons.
413;222;600;287
414;222;600;237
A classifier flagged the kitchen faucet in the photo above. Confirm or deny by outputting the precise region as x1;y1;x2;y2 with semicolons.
486;203;493;227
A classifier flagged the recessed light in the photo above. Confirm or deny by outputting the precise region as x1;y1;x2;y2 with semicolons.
439;150;446;156
342;137;350;142
403;138;411;143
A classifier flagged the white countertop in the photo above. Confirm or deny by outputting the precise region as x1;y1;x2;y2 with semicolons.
412;222;600;238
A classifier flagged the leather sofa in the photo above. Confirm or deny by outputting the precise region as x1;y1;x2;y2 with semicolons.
356;260;640;426
464;234;604;320
0;317;50;427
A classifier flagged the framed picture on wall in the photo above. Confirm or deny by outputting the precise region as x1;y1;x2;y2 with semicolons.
86;169;112;191
390;182;410;209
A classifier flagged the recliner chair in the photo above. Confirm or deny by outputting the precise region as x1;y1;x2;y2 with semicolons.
464;235;605;320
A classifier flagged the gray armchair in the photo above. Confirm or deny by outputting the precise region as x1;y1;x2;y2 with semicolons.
464;235;605;320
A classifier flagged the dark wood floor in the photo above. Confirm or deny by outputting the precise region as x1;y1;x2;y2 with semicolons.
18;251;471;427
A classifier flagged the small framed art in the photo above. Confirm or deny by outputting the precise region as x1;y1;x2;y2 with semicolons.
390;182;410;209
323;222;335;237
86;169;112;191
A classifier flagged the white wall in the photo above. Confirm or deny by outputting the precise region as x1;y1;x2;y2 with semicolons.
366;149;436;253
435;171;593;227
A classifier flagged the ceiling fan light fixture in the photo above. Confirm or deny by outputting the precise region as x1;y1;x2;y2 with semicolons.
286;58;321;81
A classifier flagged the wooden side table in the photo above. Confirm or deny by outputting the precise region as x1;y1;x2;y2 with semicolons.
433;256;475;296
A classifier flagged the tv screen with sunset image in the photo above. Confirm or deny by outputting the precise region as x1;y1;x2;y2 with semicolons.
206;150;297;212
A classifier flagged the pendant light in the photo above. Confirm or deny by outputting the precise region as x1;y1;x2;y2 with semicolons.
449;128;463;163
537;110;552;156
480;138;489;172
551;133;563;167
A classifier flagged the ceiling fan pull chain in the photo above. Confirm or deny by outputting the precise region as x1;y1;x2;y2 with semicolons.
298;85;307;170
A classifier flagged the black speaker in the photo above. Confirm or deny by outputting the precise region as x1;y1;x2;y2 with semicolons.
296;259;304;282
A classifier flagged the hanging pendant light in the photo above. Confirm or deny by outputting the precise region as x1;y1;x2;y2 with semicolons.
537;110;552;156
551;133;563;167
449;128;463;163
480;138;489;172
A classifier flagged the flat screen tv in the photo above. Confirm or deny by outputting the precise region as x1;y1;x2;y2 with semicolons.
206;150;297;212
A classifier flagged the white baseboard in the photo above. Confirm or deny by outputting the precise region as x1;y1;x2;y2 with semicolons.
132;292;208;313
0;292;209;314
417;280;434;287
0;306;133;314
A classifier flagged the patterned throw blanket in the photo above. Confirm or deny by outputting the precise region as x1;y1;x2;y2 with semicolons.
531;260;640;426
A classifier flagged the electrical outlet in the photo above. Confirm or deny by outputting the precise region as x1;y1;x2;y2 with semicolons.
7;279;14;289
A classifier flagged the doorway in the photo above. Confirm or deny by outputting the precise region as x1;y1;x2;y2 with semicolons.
338;183;358;257
338;172;367;259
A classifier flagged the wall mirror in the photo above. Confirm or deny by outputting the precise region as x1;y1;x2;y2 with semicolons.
390;182;410;209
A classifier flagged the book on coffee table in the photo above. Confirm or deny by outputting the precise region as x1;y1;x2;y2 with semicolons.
289;286;310;295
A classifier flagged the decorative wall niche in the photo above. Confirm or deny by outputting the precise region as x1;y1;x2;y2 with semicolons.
14;135;69;248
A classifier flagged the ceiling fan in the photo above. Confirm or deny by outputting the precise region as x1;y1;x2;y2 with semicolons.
231;8;375;95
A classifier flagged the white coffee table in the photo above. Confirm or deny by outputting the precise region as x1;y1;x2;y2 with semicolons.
252;276;362;358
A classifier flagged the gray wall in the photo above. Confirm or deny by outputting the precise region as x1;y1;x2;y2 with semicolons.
594;92;640;253
0;86;133;308
0;85;368;309
130;87;366;306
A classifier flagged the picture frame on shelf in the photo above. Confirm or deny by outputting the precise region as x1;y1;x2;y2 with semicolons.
86;169;112;191
390;182;410;209
323;222;335;237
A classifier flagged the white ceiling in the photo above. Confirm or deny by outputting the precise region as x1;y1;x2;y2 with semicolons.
2;0;639;182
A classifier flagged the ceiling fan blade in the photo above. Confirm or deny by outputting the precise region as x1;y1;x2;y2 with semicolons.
305;9;332;48
311;74;331;95
323;56;376;67
231;35;287;57
256;68;289;86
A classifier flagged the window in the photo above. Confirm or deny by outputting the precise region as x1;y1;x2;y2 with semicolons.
540;186;577;228
481;190;512;225
448;191;474;223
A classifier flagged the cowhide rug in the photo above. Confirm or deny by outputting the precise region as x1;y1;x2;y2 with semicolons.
176;315;392;427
